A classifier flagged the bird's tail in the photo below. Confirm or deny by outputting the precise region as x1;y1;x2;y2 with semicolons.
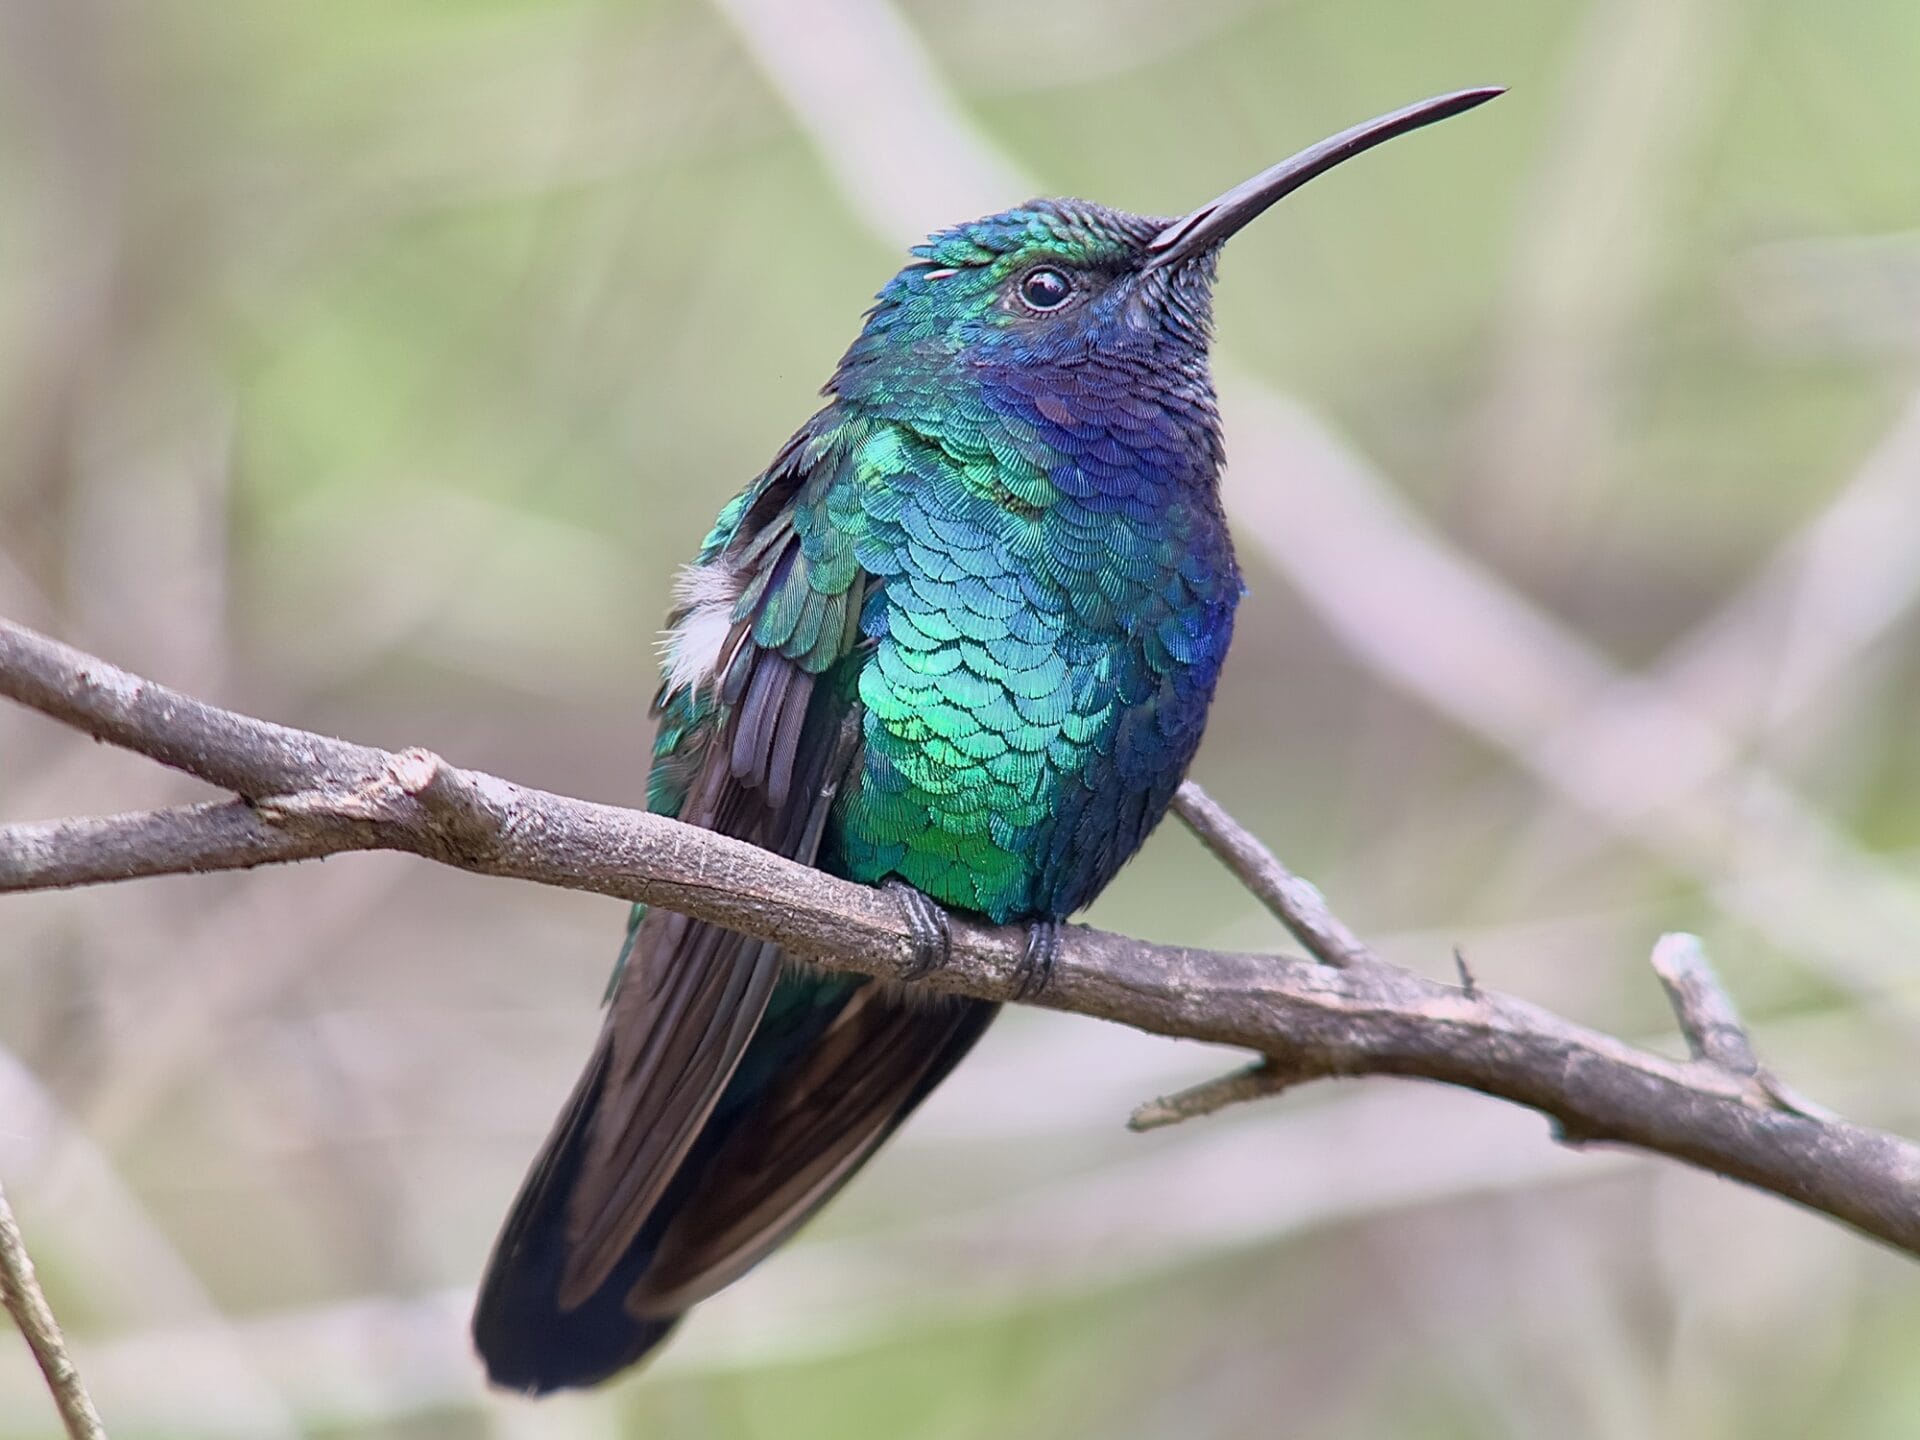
472;973;995;1393
471;1038;682;1392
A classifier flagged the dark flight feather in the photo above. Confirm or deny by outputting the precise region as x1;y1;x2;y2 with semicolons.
473;438;998;1393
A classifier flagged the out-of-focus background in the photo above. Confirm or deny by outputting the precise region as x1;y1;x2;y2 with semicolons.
3;0;1920;1435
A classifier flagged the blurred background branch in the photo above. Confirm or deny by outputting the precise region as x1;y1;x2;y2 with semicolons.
0;1176;107;1440
3;0;1919;1436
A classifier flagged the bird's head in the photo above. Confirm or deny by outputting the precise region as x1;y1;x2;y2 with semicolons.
829;87;1500;461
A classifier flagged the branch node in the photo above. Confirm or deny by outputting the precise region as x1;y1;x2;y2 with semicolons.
395;751;502;860
389;746;445;796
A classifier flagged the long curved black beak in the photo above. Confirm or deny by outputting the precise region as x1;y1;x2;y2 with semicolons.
1143;87;1504;271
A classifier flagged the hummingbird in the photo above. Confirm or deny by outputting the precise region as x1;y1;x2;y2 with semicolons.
473;87;1500;1392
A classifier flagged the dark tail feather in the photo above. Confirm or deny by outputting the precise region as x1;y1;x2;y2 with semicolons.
471;1040;682;1393
473;981;997;1393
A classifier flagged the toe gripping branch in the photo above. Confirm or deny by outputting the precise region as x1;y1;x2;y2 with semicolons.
882;881;1058;1003
885;879;952;981
1012;918;1060;1001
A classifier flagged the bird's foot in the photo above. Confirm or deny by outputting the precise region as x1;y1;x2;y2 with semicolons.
1011;918;1061;1001
884;879;952;981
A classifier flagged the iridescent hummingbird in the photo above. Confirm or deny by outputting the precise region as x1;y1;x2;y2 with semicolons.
474;87;1500;1392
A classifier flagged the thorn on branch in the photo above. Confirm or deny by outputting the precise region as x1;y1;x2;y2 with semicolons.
1453;945;1478;997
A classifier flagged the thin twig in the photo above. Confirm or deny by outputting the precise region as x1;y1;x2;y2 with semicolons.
0;1176;108;1440
1649;932;1840;1123
1650;931;1760;1074
3;620;1918;1261
1129;1059;1298;1132
0;1048;301;1436
1171;781;1370;966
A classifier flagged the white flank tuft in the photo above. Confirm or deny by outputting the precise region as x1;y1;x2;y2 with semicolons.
659;561;744;699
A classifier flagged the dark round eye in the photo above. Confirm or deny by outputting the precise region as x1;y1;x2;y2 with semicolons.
1018;266;1073;311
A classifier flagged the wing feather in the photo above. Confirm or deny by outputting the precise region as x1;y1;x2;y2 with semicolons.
627;989;995;1315
551;429;871;1309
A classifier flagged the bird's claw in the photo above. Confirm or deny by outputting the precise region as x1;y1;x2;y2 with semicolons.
1011;918;1061;1001
885;879;952;981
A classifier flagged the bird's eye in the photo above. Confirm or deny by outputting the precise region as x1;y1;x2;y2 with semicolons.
1018;267;1074;312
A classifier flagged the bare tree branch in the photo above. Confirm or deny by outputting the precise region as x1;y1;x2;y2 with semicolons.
3;617;1919;1268
1170;783;1370;967
0;1175;108;1440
